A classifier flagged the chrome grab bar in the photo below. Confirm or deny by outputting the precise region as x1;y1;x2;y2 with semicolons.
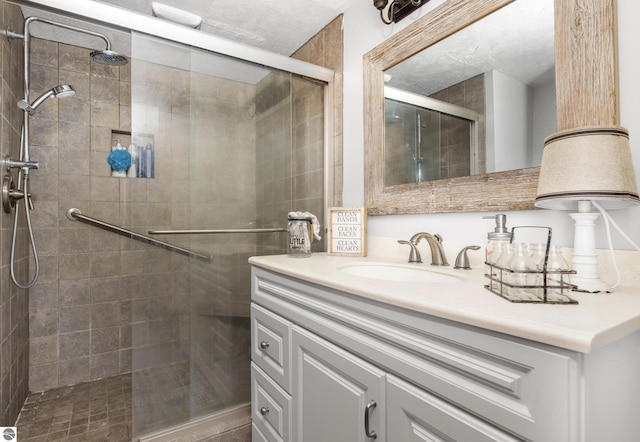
66;208;213;262
148;228;287;235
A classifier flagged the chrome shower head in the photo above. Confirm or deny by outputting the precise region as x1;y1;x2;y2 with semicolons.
90;49;128;66
14;17;129;67
18;84;76;113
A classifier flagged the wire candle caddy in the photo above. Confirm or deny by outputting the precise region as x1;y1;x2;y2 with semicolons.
484;226;578;304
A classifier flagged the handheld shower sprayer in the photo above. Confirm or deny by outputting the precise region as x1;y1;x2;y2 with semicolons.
1;16;128;289
17;84;76;114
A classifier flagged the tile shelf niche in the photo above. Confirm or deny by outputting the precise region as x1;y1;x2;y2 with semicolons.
110;129;155;178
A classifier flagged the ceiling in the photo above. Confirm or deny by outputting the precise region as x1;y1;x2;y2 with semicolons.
51;0;355;57
386;0;555;96
19;0;554;95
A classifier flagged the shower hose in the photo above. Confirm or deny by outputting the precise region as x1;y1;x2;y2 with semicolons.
10;124;40;289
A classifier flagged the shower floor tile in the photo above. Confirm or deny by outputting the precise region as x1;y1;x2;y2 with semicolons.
15;374;132;442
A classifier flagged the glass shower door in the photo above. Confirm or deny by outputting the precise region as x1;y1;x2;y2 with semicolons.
129;33;325;438
385;98;476;185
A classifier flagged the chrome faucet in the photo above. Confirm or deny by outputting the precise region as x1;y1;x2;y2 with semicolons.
412;232;449;266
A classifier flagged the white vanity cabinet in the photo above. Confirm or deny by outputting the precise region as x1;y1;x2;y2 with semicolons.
250;264;640;442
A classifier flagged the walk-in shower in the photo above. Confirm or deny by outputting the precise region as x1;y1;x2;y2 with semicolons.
1;16;128;288
3;0;333;439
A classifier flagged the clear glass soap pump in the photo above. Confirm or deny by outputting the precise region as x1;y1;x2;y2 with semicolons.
483;214;512;265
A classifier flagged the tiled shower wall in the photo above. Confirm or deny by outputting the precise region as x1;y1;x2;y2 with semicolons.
293;15;344;209
26;37;138;392
0;1;29;426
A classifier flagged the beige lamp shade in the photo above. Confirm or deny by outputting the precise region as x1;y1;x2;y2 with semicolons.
535;126;640;210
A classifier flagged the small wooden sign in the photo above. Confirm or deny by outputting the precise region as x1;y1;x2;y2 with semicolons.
328;207;367;257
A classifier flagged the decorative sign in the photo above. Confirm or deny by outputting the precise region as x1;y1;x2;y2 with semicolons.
328;207;367;257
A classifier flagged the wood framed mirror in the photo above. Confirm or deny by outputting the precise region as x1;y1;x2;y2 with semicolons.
364;0;618;215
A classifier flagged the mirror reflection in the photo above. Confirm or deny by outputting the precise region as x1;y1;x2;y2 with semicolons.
383;0;554;186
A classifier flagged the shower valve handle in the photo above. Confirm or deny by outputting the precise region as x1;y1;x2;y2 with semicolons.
2;177;33;212
26;192;34;210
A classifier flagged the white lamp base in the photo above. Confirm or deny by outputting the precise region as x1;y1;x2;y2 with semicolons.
568;201;610;293
570;254;611;293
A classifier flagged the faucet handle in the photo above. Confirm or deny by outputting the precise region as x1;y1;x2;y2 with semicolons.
26;192;34;210
454;245;481;270
398;240;422;263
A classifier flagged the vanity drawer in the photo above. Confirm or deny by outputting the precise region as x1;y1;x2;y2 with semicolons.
252;423;268;442
251;303;292;390
387;374;520;441
251;363;292;442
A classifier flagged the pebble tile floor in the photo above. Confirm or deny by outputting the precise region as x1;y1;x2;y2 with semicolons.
15;374;132;441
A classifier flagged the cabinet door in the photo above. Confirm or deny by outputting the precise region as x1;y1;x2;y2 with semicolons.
387;374;520;442
292;326;386;442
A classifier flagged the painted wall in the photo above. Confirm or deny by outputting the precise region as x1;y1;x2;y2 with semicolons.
342;0;640;250
486;70;555;173
532;81;557;166
486;69;532;172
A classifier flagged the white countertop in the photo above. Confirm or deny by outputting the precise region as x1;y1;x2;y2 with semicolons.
249;252;640;353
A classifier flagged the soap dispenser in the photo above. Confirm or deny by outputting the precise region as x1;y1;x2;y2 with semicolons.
483;214;512;265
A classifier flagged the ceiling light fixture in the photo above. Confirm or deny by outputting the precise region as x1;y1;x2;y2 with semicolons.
151;2;202;29
374;0;428;25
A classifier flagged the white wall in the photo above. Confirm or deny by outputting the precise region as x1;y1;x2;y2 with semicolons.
342;0;640;250
486;69;532;172
531;81;557;166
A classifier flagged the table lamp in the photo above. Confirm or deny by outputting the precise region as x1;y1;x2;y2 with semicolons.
535;126;640;292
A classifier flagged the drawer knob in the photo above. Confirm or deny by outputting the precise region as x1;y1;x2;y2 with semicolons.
260;406;270;415
259;340;270;349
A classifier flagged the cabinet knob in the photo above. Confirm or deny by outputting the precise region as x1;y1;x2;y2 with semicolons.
259;340;270;349
364;400;377;439
260;406;270;415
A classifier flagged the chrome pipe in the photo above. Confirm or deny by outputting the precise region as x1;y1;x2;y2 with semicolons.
67;208;213;262
3;158;39;171
148;228;287;235
23;16;111;49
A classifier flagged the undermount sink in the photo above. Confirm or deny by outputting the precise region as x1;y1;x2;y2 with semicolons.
339;262;464;283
